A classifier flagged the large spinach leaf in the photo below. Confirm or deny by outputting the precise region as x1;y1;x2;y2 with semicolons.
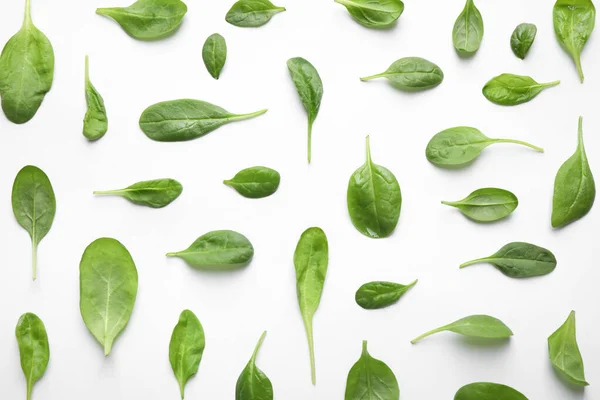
482;73;560;105
345;341;399;400
360;57;443;91
442;188;518;222
548;311;589;386
16;313;50;400
452;0;484;55
236;331;273;400
224;166;280;199
169;310;205;399
226;0;286;27
455;382;528;400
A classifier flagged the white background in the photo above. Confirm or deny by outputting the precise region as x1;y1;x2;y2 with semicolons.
0;0;598;399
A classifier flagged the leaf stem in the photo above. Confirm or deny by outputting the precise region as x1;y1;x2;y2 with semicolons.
406;279;419;288
251;331;267;363
23;0;32;27
32;242;37;281
360;73;384;82
361;340;368;355
441;200;458;207
574;54;584;83
493;138;544;153
166;252;178;257
578;116;584;146
308;121;313;163
542;80;561;88
93;189;122;195
410;326;446;344
303;317;316;385
459;257;488;268
85;55;90;83
231;108;268;122
365;135;372;164
27;383;32;400
178;379;185;400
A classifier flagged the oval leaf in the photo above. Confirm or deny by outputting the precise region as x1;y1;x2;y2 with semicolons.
411;315;513;343
226;0;286;27
202;33;227;80
442;188;518;222
355;280;417;310
16;313;50;400
236;331;273;400
360;57;444;91
167;230;254;270
548;311;589;386
510;23;537;60
224;166;281;199
482;73;560;106
94;178;183;208
345;341;399;400
452;0;484;55
169;310;205;399
83;56;108;140
455;382;529;400
334;0;404;28
347;136;401;238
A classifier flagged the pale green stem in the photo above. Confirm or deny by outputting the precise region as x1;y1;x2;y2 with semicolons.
308;121;313;163
104;341;112;356
441;200;458;207
166;252;178;257
365;135;372;164
251;331;267;363
574;54;584;83
410;326;447;344
275;6;286;12
578;116;584;145
32;242;37;281
230;109;268;122
178;378;185;399
23;0;32;27
27;383;32;400
362;340;368;355
303;316;316;385
459;257;489;268
406;279;419;288
85;55;90;83
541;80;561;88
492;138;544;153
93;189;123;196
360;73;384;82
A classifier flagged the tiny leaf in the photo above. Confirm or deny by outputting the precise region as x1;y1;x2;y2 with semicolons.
355;280;417;310
482;74;560;106
94;178;183;208
452;0;484;55
345;341;399;400
236;331;273;400
360;57;444;91
455;382;529;400
169;310;205;399
224;166;281;199
442;188;518;222
548;311;589;386
16;313;50;400
411;315;513;343
83;55;108;140
202;33;227;80
510;23;537;59
226;0;286;27
334;0;404;28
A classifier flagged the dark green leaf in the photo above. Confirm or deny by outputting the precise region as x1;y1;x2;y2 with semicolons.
169;310;205;399
16;313;49;400
510;23;537;59
334;0;404;28
455;382;529;400
442;188;518;222
345;341;399;400
94;178;183;208
224;166;280;199
355;280;417;310
482;73;560;105
226;0;286;27
236;331;273;400
202;33;227;80
360;57;443;91
411;315;513;343
452;0;484;55
83;56;108;141
548;311;589;386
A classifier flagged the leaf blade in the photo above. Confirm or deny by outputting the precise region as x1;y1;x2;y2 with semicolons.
169;310;205;399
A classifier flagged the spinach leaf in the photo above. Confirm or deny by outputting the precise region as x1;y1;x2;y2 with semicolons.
94;178;183;208
347;136;402;238
287;57;323;163
80;238;138;355
455;382;528;400
553;0;596;82
510;23;537;59
460;242;557;278
355;280;417;310
426;126;544;168
83;56;108;141
452;0;484;55
16;313;49;400
442;188;518;222
202;33;227;80
294;227;328;385
224;166;280;198
169;310;205;399
334;0;404;28
360;57;444;91
139;99;267;142
552;117;595;228
345;341;399;400
96;0;188;40
167;230;254;270
12;165;56;281
236;331;273;400
411;315;513;343
0;0;54;124
226;0;286;27
482;73;560;106
548;311;588;386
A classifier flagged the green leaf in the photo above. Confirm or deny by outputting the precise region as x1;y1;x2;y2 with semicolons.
83;56;108;141
224;166;281;199
442;188;518;222
553;0;596;82
552;117;595;228
460;242;557;278
236;331;273;400
94;178;183;208
0;0;54;124
167;230;254;270
287;57;323;163
202;33;227;80
225;0;286;27
345;341;399;400
452;0;484;55
347;136;402;238
334;0;404;28
12;165;56;281
360;57;444;91
482;73;560;106
15;313;50;400
79;238;138;356
139;99;267;142
510;23;537;60
169;310;205;399
455;382;529;400
548;311;589;386
294;227;328;385
411;315;513;344
355;280;417;310
96;0;188;40
425;126;544;168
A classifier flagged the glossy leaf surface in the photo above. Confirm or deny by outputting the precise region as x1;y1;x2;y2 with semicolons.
16;313;49;400
226;0;286;27
94;178;183;208
83;56;108;140
202;33;227;80
224;166;280;198
334;0;404;28
360;57;443;91
169;310;205;399
345;341;399;400
355;280;417;310
411;315;513;343
455;382;528;400
452;0;484;55
236;331;273;400
510;23;537;59
442;188;518;222
548;311;589;386
482;73;560;105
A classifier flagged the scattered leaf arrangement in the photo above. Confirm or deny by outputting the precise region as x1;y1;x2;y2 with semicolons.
2;0;596;398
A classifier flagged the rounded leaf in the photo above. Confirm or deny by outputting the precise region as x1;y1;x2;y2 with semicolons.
224;166;280;198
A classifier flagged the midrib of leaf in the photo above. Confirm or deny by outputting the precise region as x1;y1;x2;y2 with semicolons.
335;0;396;12
97;8;184;21
26;318;35;400
363;352;374;400
364;138;382;235
103;263;114;355
564;118;589;217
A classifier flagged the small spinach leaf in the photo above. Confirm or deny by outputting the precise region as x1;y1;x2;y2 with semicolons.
16;313;49;400
548;311;589;386
294;227;328;385
0;0;54;124
334;0;404;28
139;99;267;142
202;33;227;80
347;136;402;238
355;280;417;310
442;188;518;222
455;382;529;400
452;0;484;55
411;315;513;343
83;55;108;141
425;126;544;168
482;73;560;105
94;178;183;208
12;165;56;281
552;117;595;228
553;0;596;82
96;0;188;40
287;57;323;163
360;57;444;91
460;242;557;278
226;0;286;27
510;23;537;59
80;238;138;355
345;341;399;400
224;166;280;199
169;310;205;399
167;230;254;270
236;331;273;400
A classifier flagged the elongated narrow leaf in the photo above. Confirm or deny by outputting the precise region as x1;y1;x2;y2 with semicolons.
442;188;518;222
548;311;589;386
411;315;513;343
455;382;529;400
345;341;399;400
334;0;404;28
355;280;417;310
224;166;281;198
94;178;183;208
83;55;108;140
169;310;205;399
482;74;560;106
16;313;49;400
452;0;484;55
236;331;273;400
202;33;227;80
511;23;537;60
360;57;443;91
226;0;286;27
